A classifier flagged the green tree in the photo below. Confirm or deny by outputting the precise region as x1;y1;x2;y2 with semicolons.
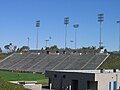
4;45;10;50
99;46;104;49
104;49;107;53
20;46;30;51
49;45;58;50
4;43;17;53
0;48;2;53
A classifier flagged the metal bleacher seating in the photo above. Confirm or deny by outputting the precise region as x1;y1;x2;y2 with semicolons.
0;51;109;73
81;54;108;70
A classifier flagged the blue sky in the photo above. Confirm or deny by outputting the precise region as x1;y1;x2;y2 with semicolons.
0;0;120;51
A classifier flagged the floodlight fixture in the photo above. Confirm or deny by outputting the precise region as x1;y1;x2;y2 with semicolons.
73;24;79;49
36;20;40;27
73;24;79;28
117;20;120;52
36;20;40;50
117;21;120;23
98;14;104;22
64;17;69;49
64;17;69;24
70;40;74;43
49;36;52;40
98;13;104;48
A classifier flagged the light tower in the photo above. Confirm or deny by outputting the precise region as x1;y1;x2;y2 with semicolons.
70;40;74;49
98;14;104;49
117;20;120;52
73;24;79;49
49;36;52;47
64;17;69;49
45;40;49;49
27;37;30;48
36;20;40;50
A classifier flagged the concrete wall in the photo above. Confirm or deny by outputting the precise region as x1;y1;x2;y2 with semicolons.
46;71;95;90
95;73;120;90
23;84;42;90
46;70;120;90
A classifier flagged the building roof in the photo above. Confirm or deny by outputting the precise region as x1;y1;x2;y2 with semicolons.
49;69;120;74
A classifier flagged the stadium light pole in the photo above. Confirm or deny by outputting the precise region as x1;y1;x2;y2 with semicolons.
64;17;69;49
49;36;52;47
98;14;104;48
45;40;49;49
117;21;120;52
27;37;30;48
36;20;40;50
73;24;79;49
70;40;74;49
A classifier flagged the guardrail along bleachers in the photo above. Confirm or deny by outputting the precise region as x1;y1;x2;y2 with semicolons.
81;54;108;70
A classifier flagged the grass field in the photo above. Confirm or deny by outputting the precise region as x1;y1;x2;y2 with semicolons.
0;53;48;89
0;53;48;86
0;71;48;86
0;78;29;90
99;53;120;69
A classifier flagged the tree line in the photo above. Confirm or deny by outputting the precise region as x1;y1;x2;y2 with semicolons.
0;43;107;53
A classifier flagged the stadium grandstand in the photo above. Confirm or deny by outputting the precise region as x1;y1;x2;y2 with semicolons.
0;49;109;74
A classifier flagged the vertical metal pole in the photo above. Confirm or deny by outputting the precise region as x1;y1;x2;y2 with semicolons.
75;28;77;49
98;14;104;49
117;21;120;52
100;21;102;48
36;27;38;50
119;22;120;53
64;17;69;49
70;40;74;49
65;24;67;49
73;24;79;49
49;36;52;47
36;20;40;50
116;74;118;90
45;40;47;48
27;37;30;47
45;40;49;49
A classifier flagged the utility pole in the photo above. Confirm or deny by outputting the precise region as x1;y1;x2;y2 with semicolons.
64;17;69;49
